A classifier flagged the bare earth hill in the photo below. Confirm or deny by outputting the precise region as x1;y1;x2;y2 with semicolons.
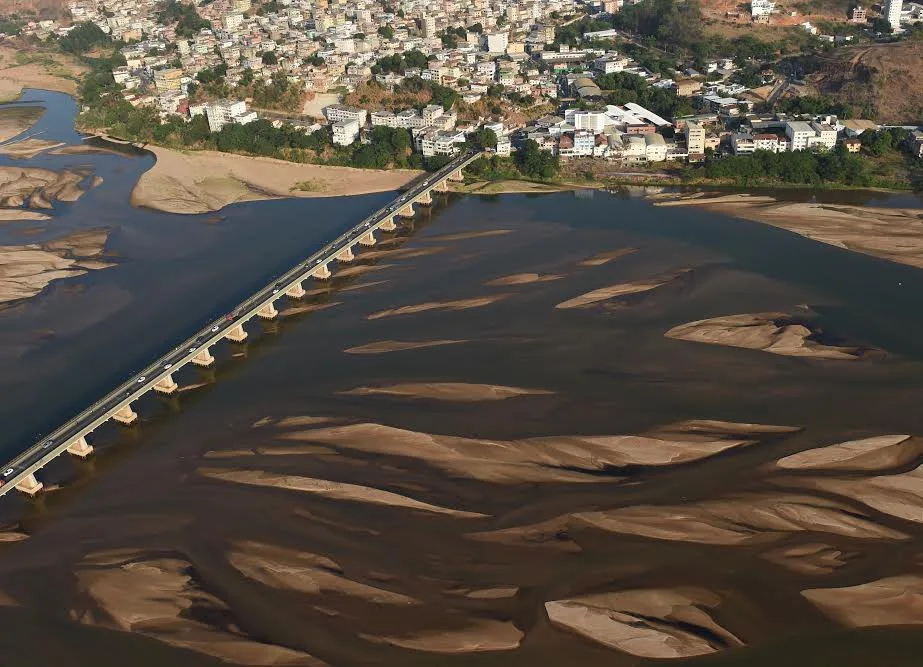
808;41;923;123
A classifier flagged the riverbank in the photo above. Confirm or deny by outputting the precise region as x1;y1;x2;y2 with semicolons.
130;146;423;214
652;191;923;269
0;46;85;103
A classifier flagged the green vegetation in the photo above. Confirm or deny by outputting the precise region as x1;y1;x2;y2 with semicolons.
371;49;429;75
397;76;458;110
378;26;394;40
517;139;560;179
261;50;277;65
59;22;111;54
351;126;413;168
694;146;873;187
595;72;698;120
776;95;853;117
157;0;210;38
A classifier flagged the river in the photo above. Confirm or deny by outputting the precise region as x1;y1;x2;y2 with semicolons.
0;90;922;666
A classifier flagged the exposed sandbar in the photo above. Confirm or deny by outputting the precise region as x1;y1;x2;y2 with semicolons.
665;312;868;360
763;542;855;575
198;467;488;518
0;106;42;142
426;229;514;242
0;209;49;222
545;588;742;658
340;382;553;401
229;541;418;605
655;192;923;269
0;165;91;210
0;137;64;159
131;145;421;214
556;270;690;309
368;295;507;320
344;339;466;354
74;549;324;665
574;493;906;545
360;618;523;653
803;575;923;627
775;435;917;471
578;248;639;267
484;272;565;286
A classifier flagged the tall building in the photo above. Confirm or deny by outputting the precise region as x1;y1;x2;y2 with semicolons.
232;0;251;12
885;0;902;31
423;14;436;38
153;68;183;93
485;31;508;53
685;121;706;155
205;99;257;132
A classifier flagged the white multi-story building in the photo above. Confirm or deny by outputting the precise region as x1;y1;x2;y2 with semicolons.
332;118;361;146
324;104;368;125
205;99;256;132
573;129;595;156
808;122;837;151
223;13;244;31
569;110;609;133
370;110;398;127
644;133;668;162
685;121;705;155
731;132;756;155
753;134;782;152
422;104;444;125
785;121;815;151
418;128;466;157
423;14;437;38
751;0;775;18
885;0;903;30
485;31;509;53
593;53;630;74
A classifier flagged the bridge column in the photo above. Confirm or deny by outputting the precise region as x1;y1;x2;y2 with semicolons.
257;302;278;320
66;435;93;458
336;245;355;262
359;230;376;246
112;403;138;426
417;191;433;205
397;203;415;218
311;263;332;280
15;473;43;496
191;346;215;367
380;217;397;232
153;373;178;395
448;169;464;182
225;323;248;343
437;180;449;192
286;280;306;298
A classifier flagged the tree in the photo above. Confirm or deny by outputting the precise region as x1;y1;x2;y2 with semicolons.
240;67;254;86
378;25;394;39
404;49;428;69
261;50;278;65
469;22;483;33
59;22;110;53
474;128;498;150
517;139;559;179
872;17;893;34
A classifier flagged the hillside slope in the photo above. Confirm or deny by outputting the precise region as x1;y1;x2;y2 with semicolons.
808;41;923;123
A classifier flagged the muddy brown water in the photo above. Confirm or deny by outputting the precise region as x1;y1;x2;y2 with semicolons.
2;92;923;666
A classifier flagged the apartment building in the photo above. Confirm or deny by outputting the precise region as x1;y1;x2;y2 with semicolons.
324;104;368;125
685;121;705;155
332;118;361;145
153;67;183;93
205;99;257;132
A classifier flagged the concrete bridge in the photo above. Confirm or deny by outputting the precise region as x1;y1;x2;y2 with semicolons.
0;150;483;499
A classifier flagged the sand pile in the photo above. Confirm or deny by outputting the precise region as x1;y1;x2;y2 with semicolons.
484;272;564;286
0;106;42;142
360;618;523;653
545;588;742;658
0;137;64;159
343;339;466;354
665;313;867;360
73;549;323;665
775;435;919;471
578;248;638;267
0;165;91;212
803;575;923;627
368;295;507;320
763;542;856;575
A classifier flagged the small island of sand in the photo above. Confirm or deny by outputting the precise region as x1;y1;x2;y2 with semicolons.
339;382;553;401
0;137;64;159
344;339;467;354
131;145;422;214
665;312;869;360
556;269;690;309
0;106;43;142
545;588;742;658
803;575;923;628
0;165;93;217
0;229;114;306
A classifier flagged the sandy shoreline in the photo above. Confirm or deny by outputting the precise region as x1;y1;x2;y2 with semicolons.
131;146;423;214
653;192;923;269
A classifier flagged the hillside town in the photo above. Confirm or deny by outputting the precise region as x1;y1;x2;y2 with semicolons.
7;0;923;175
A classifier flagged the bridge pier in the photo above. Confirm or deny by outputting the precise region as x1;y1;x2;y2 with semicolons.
257;302;278;320
448;169;464;182
417;191;433;206
311;262;332;280
112;403;138;426
437;180;449;192
225;323;248;343
286;280;306;298
359;230;376;246
336;246;355;262
15;473;43;496
381;217;397;232
66;435;93;458
190;346;215;367
397;203;415;218
153;373;178;395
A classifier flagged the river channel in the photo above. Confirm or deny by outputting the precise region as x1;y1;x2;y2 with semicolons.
1;90;923;666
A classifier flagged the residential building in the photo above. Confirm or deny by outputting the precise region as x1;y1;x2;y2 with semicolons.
423;14;437;38
418;128;466;157
808;122;837;151
332;118;361;146
324;104;368;125
205;99;256;132
594;53;630;74
153;68;183;93
685;121;705;154
673;78;702;97
785;121;815;150
223;13;244;31
644;133;668;161
911;130;923;157
850;5;867;22
731;132;756;155
843;138;863;153
885;0;903;30
751;0;775;18
753;133;781;152
485;31;509;53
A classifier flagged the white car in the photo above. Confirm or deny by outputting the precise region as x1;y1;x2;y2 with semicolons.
211;325;220;332
272;289;280;294
137;376;146;383
189;346;197;353
164;363;173;369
